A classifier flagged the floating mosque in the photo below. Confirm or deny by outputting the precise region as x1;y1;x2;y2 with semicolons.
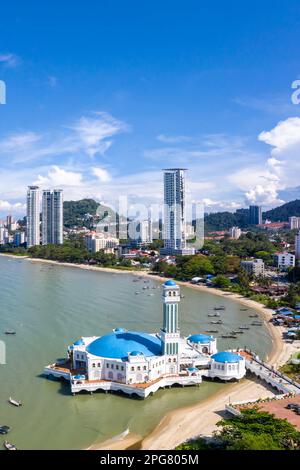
44;280;246;398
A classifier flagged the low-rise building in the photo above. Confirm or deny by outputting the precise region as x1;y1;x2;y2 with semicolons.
229;226;241;240
85;233;119;253
241;258;265;276
274;252;295;270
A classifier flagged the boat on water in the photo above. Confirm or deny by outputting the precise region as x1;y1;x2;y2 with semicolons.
0;426;10;435
207;313;220;317
239;325;250;330
210;320;223;324
8;397;22;407
205;330;219;333
249;314;259;318
251;321;263;326
135;291;140;294
214;306;225;311
221;334;238;339
231;330;244;334
240;308;248;311
4;330;16;335
3;440;17;451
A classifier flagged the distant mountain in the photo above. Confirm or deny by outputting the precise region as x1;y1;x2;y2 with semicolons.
263;199;300;222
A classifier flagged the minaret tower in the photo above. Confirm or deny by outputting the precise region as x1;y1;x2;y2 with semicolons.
161;280;181;372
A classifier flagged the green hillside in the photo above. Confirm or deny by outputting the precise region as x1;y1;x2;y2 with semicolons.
263;199;300;222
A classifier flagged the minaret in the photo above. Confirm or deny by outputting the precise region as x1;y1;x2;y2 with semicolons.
161;280;181;366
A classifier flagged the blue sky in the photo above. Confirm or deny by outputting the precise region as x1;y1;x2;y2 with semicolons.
1;1;300;216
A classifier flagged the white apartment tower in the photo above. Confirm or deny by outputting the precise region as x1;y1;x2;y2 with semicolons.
26;186;40;247
162;168;194;255
295;230;300;262
42;189;63;245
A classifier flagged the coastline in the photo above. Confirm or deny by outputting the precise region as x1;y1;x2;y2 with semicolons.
1;253;298;450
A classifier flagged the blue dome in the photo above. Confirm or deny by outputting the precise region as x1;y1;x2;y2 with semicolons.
130;351;143;356
164;280;177;286
188;334;214;344
86;331;162;360
73;338;85;346
211;352;243;363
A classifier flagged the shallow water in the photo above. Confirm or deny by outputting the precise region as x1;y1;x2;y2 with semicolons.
0;256;273;449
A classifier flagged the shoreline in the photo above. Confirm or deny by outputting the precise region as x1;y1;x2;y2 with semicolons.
1;252;298;450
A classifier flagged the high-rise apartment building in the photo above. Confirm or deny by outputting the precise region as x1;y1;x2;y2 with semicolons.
161;168;195;255
26;186;40;247
42;189;63;245
289;216;300;230
249;205;262;225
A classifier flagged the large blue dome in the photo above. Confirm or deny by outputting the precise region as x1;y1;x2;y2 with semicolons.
188;334;214;344
164;280;177;286
211;352;243;363
86;330;162;360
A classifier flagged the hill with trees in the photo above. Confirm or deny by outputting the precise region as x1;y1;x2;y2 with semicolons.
263;199;300;222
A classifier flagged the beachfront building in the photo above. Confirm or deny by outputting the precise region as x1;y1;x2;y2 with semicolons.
161;168;195;256
26;186;40;247
42;189;64;245
85;232;119;253
44;280;246;398
241;258;265;277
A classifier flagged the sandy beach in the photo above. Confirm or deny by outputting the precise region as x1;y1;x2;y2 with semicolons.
2;253;299;450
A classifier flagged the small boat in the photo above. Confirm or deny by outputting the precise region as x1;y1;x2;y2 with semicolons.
135;291;140;294
239;325;250;330
240;308;248;311
231;330;244;334
249;314;259;318
4;330;16;335
3;440;17;451
251;321;263;326
205;330;219;333
8;397;22;407
0;426;10;435
221;334;238;339
207;313;220;317
214;306;225;311
210;320;223;324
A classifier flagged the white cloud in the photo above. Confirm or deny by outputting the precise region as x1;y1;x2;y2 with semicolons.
34;166;83;187
70;112;129;157
92;167;111;183
156;134;191;143
0;200;26;212
258;117;300;151
0;52;21;68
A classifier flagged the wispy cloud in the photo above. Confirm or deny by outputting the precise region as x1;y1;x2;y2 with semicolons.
156;134;191;144
0;52;21;68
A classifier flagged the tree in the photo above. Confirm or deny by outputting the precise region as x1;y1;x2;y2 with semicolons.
213;275;231;289
237;268;251;290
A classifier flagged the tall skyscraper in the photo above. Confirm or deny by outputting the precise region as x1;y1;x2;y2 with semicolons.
26;186;40;247
42;189;63;245
249;205;262;225
161;168;194;255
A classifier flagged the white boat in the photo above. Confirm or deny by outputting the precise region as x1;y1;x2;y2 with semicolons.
8;397;22;407
3;440;17;450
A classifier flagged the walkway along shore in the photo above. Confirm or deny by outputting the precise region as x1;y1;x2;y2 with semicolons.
1;253;299;450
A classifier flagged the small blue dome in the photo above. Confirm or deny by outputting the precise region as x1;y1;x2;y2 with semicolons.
130;351;143;356
73;338;85;346
188;334;214;344
188;367;198;372
87;331;162;360
73;374;85;380
164;280;177;286
211;352;243;363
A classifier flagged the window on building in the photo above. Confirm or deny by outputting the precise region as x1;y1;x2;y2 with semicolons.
131;367;134;372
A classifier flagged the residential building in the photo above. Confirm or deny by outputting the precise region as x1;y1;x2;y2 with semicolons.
0;227;9;245
289;216;300;230
85;233;119;253
26;186;40;247
274;253;295;270
13;231;25;246
42;189;63;245
161;168;195;255
249;205;262;225
229;226;241;240
295;230;300;261
241;258;265;276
